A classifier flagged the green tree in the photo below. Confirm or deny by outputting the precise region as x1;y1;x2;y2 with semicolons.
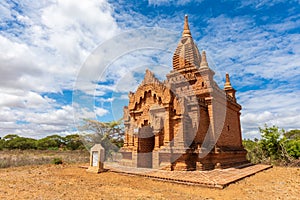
282;129;300;159
259;125;284;160
64;134;85;150
2;134;36;150
257;125;300;164
3;134;19;141
36;135;65;150
284;129;300;140
79;119;124;159
0;134;87;151
243;125;300;165
284;139;300;159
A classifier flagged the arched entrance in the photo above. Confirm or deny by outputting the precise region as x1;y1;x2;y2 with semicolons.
137;120;155;168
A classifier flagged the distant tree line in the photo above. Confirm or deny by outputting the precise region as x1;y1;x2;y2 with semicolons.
243;125;300;166
0;134;85;151
0;119;125;153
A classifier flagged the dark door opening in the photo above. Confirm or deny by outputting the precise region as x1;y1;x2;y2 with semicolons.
137;122;154;168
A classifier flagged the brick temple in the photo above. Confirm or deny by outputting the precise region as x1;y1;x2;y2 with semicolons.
120;16;248;171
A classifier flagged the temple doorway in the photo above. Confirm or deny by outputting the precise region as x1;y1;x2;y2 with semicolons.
137;120;155;168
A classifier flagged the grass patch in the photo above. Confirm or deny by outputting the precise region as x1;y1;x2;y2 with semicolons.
0;149;89;168
52;157;63;165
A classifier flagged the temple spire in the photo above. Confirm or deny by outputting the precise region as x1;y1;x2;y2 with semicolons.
224;73;233;90
172;15;201;71
224;73;236;100
182;15;191;37
200;50;208;68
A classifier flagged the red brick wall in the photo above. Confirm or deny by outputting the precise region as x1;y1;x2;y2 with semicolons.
217;103;242;148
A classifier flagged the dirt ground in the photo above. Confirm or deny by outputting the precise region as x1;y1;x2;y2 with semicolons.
0;164;299;200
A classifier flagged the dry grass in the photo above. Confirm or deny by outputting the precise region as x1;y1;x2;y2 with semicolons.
0;150;89;168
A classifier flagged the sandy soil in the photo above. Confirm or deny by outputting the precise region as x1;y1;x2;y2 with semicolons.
0;164;299;200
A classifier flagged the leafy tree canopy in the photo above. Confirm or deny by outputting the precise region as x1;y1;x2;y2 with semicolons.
78;119;124;159
244;124;300;165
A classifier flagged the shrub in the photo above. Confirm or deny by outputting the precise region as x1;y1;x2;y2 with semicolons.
0;139;4;150
243;125;300;165
283;139;300;159
52;157;63;165
243;139;265;164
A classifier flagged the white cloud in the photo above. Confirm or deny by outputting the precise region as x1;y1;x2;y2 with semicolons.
201;15;300;79
148;0;204;6
0;105;75;138
0;0;119;93
240;88;300;138
0;107;19;122
202;15;300;81
95;107;109;117
26;105;73;125
0;89;54;109
0;0;119;138
197;14;300;138
238;0;298;9
120;94;129;100
0;1;12;22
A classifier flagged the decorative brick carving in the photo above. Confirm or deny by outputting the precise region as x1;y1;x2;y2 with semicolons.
119;15;248;171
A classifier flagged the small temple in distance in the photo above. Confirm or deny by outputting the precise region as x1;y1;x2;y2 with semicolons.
120;15;248;171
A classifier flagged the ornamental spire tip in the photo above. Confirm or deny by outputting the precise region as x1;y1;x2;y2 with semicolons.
182;15;191;37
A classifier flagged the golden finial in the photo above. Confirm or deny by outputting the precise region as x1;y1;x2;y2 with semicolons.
224;73;233;89
182;15;191;37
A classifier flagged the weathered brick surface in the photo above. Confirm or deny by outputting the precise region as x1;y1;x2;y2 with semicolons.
106;162;272;188
120;16;248;170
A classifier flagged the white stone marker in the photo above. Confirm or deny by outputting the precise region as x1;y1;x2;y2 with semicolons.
87;144;105;173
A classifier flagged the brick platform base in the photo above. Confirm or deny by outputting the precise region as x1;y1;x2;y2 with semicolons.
103;162;272;189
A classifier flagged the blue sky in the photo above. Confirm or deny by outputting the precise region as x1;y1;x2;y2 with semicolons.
0;0;299;139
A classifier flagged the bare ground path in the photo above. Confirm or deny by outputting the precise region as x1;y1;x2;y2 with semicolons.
0;164;299;200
